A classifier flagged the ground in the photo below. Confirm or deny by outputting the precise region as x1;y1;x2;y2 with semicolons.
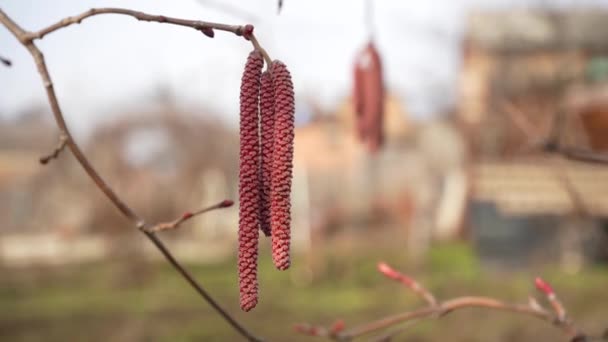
1;243;607;341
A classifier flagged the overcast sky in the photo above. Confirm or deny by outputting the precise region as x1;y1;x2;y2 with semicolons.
1;0;606;137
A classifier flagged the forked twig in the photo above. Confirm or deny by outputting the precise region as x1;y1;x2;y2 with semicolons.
295;263;586;341
0;8;264;342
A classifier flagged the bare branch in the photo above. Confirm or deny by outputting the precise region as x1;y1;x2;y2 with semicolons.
39;134;68;165
25;8;251;41
296;264;584;341
146;200;234;233
0;8;263;342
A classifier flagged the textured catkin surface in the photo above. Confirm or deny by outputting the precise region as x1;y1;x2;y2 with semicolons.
238;50;263;311
270;60;295;271
259;71;275;238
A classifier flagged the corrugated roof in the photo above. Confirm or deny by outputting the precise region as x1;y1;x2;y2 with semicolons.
472;158;608;217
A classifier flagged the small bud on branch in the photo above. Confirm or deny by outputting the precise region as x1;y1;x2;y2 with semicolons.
535;277;555;296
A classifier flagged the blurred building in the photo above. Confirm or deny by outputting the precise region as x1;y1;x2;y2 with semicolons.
459;9;608;271
294;93;468;269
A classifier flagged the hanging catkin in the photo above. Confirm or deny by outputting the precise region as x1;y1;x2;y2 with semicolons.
270;60;295;271
238;50;263;311
353;56;366;141
352;41;385;153
259;71;275;237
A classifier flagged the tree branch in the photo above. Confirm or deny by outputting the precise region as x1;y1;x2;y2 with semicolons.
146;199;234;233
0;8;263;342
296;263;585;341
24;7;251;41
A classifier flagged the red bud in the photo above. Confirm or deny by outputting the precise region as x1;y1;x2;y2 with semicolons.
330;319;345;333
220;199;234;208
535;277;554;296
200;27;215;38
377;262;415;287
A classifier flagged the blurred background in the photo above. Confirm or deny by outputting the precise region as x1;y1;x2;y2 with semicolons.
2;0;608;341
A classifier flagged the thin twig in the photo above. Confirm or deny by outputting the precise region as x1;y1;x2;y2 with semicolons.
250;33;272;69
296;264;584;341
39;134;68;164
377;262;437;307
369;321;417;342
146;199;234;233
25;8;250;41
0;8;263;342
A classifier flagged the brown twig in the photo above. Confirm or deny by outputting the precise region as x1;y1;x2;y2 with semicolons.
146;199;234;233
296;263;584;341
0;54;11;66
250;33;272;69
24;7;249;41
39;134;68;164
0;8;263;342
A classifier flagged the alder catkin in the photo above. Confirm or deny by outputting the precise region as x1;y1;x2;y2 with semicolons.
352;41;385;153
353;58;366;140
259;71;275;237
270;60;295;271
364;42;384;153
238;50;263;311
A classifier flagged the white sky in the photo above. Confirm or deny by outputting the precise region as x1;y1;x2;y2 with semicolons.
1;0;606;138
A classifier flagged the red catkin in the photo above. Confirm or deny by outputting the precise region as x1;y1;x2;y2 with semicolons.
352;56;366;140
238;50;263;311
270;60;295;270
259;71;275;237
352;41;385;153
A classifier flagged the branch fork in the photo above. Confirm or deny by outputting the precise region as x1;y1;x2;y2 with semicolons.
295;263;588;341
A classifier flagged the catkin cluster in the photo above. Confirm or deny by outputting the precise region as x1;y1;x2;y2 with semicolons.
238;50;295;312
353;41;385;153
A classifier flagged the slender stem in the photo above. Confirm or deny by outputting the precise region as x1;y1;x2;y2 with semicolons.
146;200;234;233
339;296;573;341
0;8;262;342
250;33;272;69
25;7;249;41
